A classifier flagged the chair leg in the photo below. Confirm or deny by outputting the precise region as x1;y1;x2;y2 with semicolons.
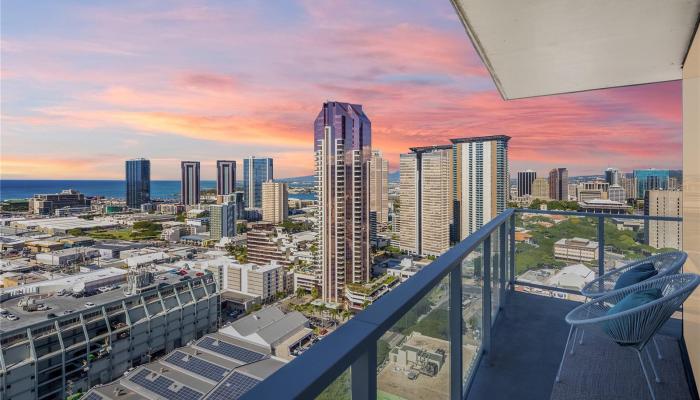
653;336;663;360
636;349;657;400
556;325;575;383
645;347;661;383
578;328;585;345
570;327;577;355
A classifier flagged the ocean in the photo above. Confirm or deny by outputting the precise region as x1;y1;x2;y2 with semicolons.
0;180;316;201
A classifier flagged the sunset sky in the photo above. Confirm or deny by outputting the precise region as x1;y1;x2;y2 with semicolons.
1;0;682;180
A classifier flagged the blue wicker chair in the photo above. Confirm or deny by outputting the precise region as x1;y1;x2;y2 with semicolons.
555;273;700;400
573;251;687;358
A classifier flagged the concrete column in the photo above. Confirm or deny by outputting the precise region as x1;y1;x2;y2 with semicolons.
682;27;700;386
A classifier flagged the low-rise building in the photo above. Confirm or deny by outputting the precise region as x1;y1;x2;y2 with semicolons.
25;239;64;253
35;247;100;266
84;331;280;400
226;261;287;302
0;271;219;400
29;189;89;215
578;199;629;214
554;237;599;262
345;274;399;310
219;306;311;360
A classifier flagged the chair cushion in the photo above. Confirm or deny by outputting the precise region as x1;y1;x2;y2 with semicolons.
614;262;658;290
604;288;663;344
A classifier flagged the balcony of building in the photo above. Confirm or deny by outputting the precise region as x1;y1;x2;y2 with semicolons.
243;209;693;400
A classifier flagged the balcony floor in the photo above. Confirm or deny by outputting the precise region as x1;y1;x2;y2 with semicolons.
467;291;692;400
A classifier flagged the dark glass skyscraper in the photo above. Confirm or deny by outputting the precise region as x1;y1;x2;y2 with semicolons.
548;167;569;200
314;101;371;305
517;170;536;197
181;161;200;205
125;158;150;209
243;157;273;208
216;160;236;196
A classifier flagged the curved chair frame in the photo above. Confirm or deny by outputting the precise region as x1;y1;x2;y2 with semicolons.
555;273;700;400
581;251;687;299
574;251;687;358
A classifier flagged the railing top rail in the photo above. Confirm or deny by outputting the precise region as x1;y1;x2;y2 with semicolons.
242;208;515;400
514;208;683;222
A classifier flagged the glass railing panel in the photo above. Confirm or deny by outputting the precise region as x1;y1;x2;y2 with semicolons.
490;230;500;321
315;367;350;400
603;217;682;265
461;242;484;388
514;212;597;301
602;216;683;319
377;275;451;399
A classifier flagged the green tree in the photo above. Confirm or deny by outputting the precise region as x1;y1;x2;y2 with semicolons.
295;287;306;298
310;287;320;299
237;222;249;234
67;228;83;236
175;212;186;222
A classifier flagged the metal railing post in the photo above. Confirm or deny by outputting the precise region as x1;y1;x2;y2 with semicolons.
482;236;492;356
351;343;377;400
449;267;463;400
598;216;605;277
499;223;507;307
509;213;516;288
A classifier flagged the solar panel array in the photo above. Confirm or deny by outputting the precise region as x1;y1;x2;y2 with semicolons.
165;350;230;382
197;337;267;363
205;372;261;400
83;392;103;400
129;369;203;400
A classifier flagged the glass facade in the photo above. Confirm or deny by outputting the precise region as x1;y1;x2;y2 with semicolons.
314;101;371;303
633;169;670;199
125;158;150;209
243;157;273;208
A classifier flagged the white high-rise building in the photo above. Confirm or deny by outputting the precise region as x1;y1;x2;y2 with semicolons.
314;101;371;304
645;190;682;249
262;181;288;224
369;150;389;238
399;146;453;256
452;135;510;239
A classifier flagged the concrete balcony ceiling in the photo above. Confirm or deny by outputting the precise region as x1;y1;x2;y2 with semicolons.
451;0;700;99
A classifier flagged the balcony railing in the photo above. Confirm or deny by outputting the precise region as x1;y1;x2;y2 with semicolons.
242;208;683;400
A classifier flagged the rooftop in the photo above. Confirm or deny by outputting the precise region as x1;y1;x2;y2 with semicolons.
87;331;286;400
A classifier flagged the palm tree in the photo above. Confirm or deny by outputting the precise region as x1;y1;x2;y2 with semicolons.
330;308;339;327
341;309;351;322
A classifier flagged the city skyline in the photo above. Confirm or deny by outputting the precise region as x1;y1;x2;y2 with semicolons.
1;1;682;180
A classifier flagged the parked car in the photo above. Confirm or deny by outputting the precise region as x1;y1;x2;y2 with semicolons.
85;302;95;308
7;314;18;321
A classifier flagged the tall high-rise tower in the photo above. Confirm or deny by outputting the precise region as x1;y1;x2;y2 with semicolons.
314;101;371;303
398;146;453;256
633;169;670;199
262;181;288;224
243;157;273;208
452;135;510;239
548;167;569;201
180;161;200;205
369;150;389;239
604;168;622;186
125;158;150;209
216;160;236;196
517;170;536;197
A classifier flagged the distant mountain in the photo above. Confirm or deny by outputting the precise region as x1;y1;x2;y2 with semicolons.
389;171;400;182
